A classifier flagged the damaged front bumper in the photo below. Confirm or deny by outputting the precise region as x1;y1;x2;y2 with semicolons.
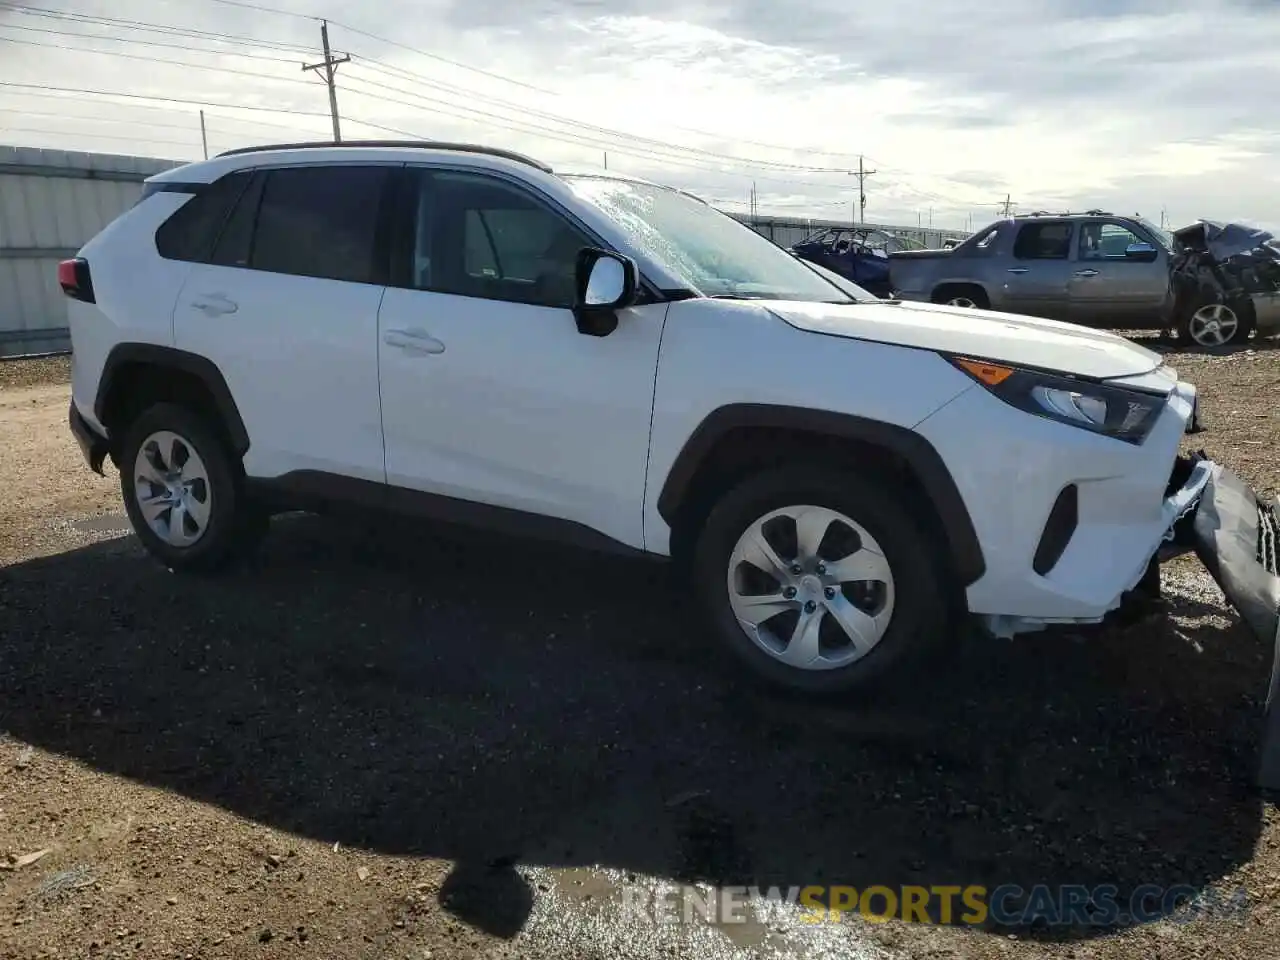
981;452;1215;638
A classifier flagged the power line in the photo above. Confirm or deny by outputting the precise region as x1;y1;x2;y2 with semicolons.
6;0;982;203
191;0;551;93
0;88;332;137
0;35;317;86
0;80;409;140
0;2;314;55
0;20;300;62
187;0;878;164
335;75;850;189
346;59;852;175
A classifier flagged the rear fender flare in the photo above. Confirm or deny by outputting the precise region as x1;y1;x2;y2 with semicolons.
93;343;249;455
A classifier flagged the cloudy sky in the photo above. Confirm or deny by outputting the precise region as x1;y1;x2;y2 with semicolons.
1;0;1278;233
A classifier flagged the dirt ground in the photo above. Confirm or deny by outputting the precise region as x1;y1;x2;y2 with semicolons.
1;342;1279;960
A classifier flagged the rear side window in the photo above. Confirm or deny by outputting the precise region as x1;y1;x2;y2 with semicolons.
154;172;252;262
1013;222;1073;260
248;166;390;284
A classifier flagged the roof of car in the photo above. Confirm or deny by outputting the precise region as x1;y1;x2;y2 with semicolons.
1011;209;1118;220
215;139;553;173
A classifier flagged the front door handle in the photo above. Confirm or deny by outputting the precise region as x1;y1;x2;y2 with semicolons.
190;293;238;316
1073;269;1099;278
1006;267;1029;274
384;328;445;355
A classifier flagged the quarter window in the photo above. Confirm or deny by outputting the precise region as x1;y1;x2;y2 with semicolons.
154;171;252;263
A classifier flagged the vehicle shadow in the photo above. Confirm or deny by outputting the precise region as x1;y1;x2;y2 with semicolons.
0;515;1270;943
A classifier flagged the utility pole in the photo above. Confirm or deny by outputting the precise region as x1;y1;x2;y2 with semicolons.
603;151;607;170
999;193;1015;217
303;20;350;142
199;109;208;160
852;155;877;225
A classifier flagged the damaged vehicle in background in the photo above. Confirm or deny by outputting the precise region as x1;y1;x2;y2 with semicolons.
887;211;1280;348
1170;220;1280;347
790;226;928;298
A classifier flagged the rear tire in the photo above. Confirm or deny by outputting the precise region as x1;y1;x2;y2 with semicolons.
691;465;952;696
119;403;266;573
931;285;989;310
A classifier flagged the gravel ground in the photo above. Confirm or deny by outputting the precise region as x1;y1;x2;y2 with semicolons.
1;340;1279;960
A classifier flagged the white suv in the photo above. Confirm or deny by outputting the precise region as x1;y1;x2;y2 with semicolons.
63;140;1208;694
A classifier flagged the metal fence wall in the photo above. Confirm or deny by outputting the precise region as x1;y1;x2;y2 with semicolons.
726;212;969;251
0;145;179;357
0;143;971;358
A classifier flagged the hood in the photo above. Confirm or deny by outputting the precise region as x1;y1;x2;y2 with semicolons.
1173;220;1276;261
766;299;1166;381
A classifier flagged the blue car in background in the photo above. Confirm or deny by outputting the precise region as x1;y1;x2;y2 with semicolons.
790;227;927;298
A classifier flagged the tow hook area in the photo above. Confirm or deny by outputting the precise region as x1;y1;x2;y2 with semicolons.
1172;452;1280;790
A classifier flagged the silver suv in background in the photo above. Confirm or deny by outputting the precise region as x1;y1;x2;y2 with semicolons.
888;212;1280;347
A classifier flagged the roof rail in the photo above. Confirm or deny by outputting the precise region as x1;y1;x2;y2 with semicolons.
214;139;553;173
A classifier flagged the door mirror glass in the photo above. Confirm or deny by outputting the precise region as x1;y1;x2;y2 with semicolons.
584;254;627;306
573;248;639;336
1125;241;1157;260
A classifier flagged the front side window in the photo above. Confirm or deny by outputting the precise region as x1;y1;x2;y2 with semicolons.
248;165;390;284
1079;221;1147;260
411;170;589;309
565;176;863;302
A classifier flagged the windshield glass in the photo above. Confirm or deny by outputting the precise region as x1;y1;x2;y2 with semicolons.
565;177;864;302
1135;217;1174;252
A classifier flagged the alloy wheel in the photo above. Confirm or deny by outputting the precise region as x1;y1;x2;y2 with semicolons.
947;296;978;309
726;505;895;671
133;430;213;548
1188;303;1239;347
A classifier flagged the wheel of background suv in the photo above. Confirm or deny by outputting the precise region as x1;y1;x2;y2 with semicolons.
1176;300;1253;347
692;465;950;695
119;402;266;573
931;285;989;310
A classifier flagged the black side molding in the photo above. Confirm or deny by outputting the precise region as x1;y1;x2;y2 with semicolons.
93;343;250;455
656;403;986;585
245;471;652;560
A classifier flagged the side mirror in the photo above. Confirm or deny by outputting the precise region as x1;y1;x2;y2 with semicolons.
1125;241;1158;261
573;248;638;337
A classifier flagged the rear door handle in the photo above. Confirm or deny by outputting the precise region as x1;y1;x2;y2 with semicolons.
1073;269;1099;278
190;293;238;316
384;328;445;355
1006;267;1029;274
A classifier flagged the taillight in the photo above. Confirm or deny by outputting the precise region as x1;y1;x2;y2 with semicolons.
58;257;95;303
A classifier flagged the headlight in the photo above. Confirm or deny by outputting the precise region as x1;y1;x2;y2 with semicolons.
947;357;1167;444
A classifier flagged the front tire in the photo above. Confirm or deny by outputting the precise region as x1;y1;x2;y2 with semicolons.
119;403;266;573
692;465;952;695
1175;300;1253;347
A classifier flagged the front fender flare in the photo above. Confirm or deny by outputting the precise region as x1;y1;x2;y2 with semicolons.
656;403;985;586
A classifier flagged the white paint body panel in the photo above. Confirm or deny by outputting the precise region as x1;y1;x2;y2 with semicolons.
377;289;666;549
915;377;1196;620
769;299;1166;380
69;192;192;434
641;299;977;554
173;264;386;482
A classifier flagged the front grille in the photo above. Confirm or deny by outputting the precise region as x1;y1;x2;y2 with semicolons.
1033;484;1079;576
